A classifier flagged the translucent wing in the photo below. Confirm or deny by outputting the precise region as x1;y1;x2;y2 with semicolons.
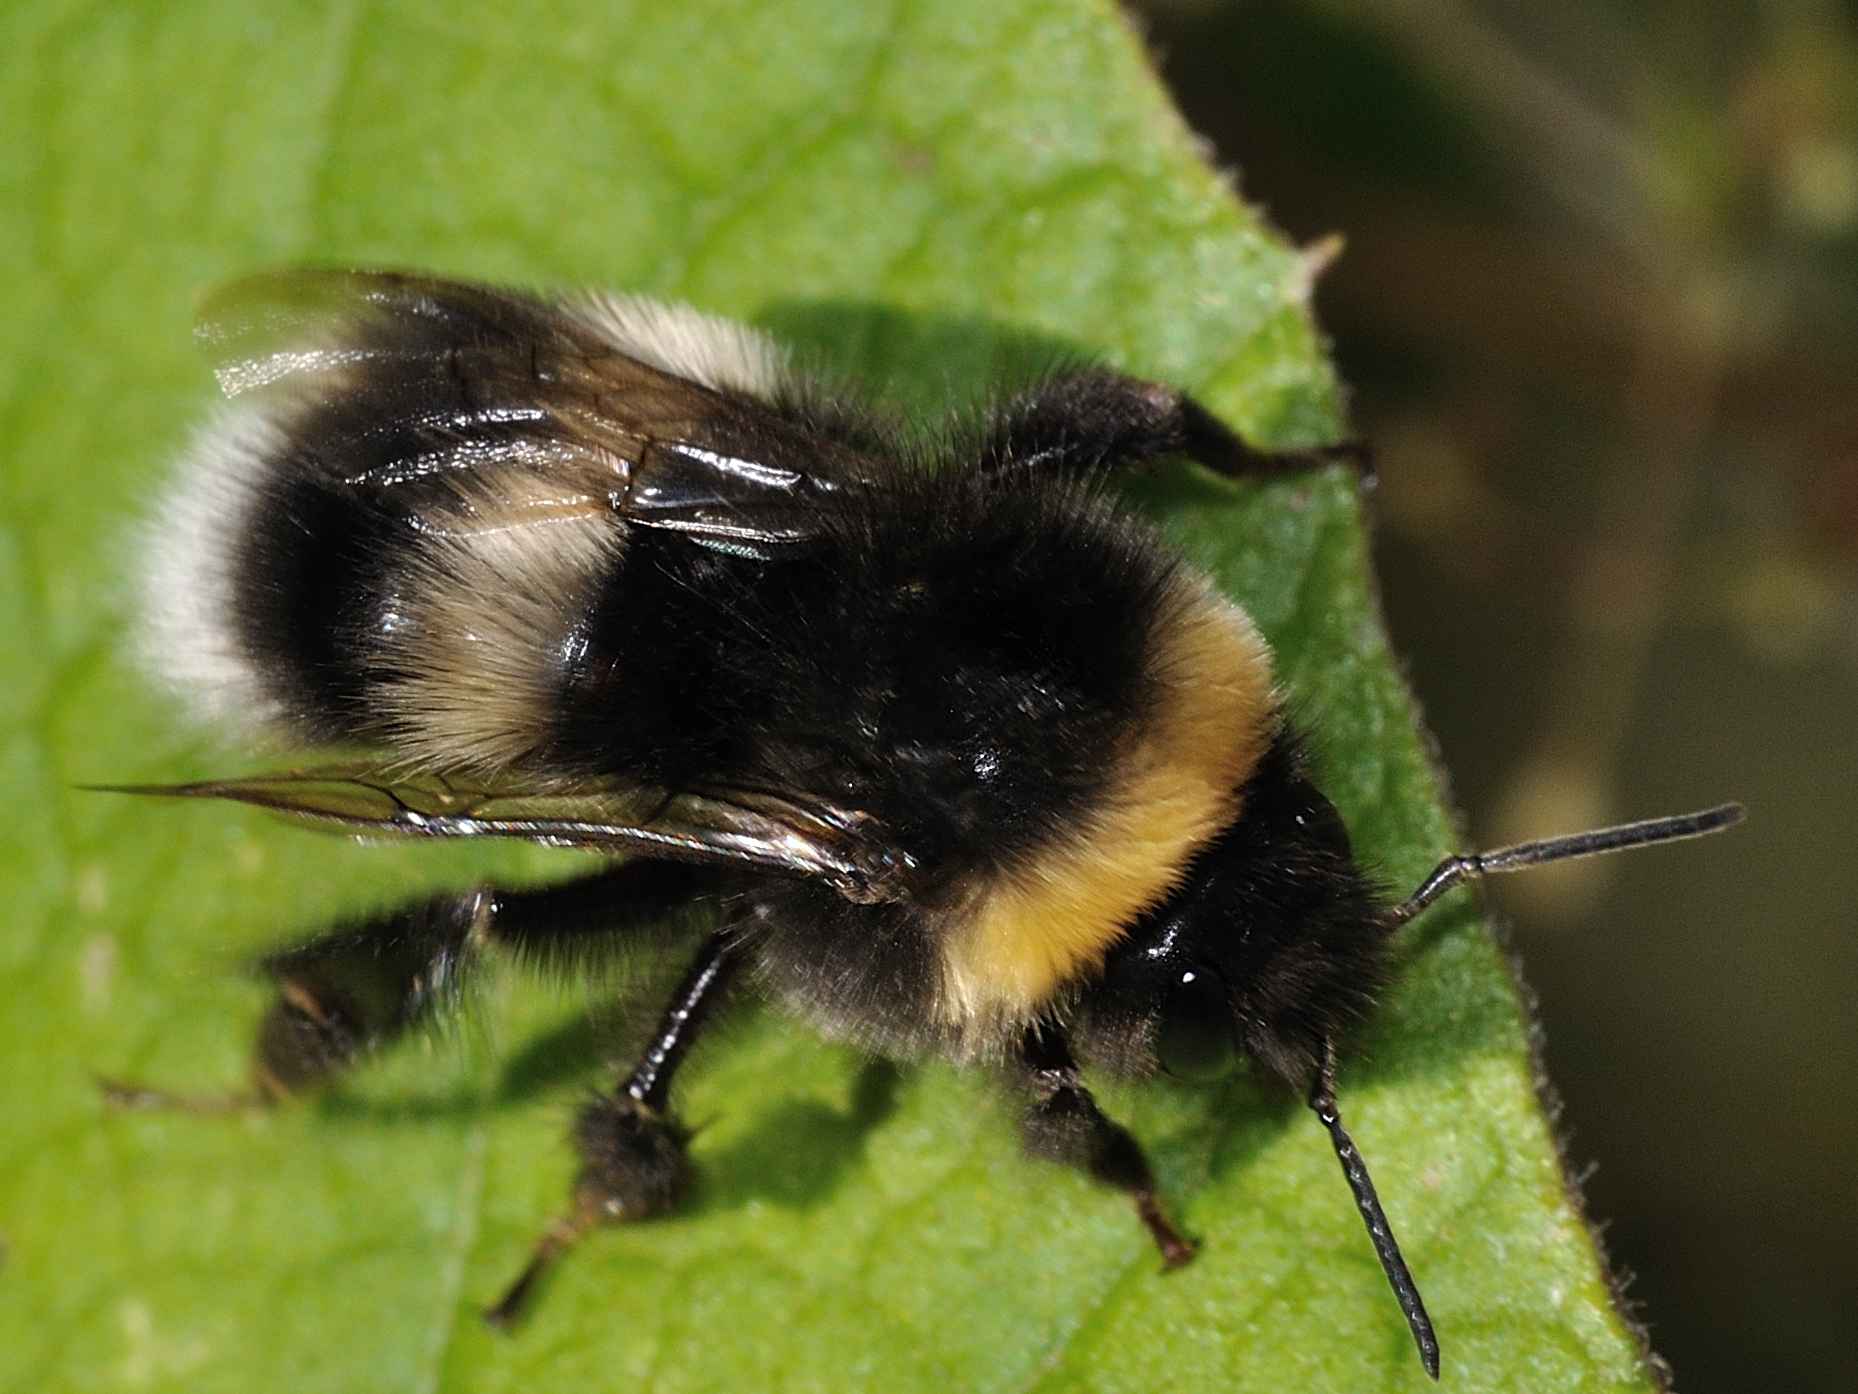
195;268;881;550
100;766;911;904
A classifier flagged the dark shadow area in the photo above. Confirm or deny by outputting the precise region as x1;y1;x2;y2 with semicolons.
314;1082;491;1125
309;989;688;1123
495;1009;614;1105
755;295;1322;529
1149;1068;1292;1190
695;1057;903;1212
756;297;1094;413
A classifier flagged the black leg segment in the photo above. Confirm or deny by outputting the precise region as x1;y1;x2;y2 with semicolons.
1017;1024;1196;1268
100;860;724;1111
978;369;1367;484
485;930;740;1329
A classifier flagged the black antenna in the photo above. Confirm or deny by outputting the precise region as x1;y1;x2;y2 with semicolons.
1311;1038;1440;1380
1340;800;1743;1374
1388;802;1744;927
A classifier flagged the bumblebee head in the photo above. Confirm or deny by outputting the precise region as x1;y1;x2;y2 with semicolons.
1084;728;1441;1376
1085;721;1739;1382
1090;723;1744;1095
1089;729;1390;1090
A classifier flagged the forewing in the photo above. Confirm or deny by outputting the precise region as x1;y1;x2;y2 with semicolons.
100;766;910;904
196;268;877;549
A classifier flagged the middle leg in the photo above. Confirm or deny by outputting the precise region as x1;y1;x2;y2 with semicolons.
485;928;740;1328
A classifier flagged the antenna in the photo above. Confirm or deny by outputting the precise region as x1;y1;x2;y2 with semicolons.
1388;802;1744;927
1311;1039;1440;1379
1332;800;1744;1375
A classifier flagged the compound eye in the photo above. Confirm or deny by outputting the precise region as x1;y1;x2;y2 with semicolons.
1156;966;1235;1083
1294;787;1353;860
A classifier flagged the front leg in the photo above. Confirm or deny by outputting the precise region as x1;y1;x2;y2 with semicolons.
1017;1025;1196;1269
979;368;1366;483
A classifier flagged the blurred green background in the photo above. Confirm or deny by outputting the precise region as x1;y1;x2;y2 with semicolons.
1132;2;1856;1391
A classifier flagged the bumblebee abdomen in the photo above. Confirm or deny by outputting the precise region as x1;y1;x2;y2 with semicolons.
231;468;417;737
142;397;624;771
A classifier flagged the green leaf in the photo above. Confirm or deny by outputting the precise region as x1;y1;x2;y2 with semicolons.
0;2;1660;1391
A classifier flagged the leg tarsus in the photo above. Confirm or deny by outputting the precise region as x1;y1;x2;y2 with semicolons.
482;1094;693;1331
570;1093;692;1224
482;1212;590;1331
1135;1188;1198;1269
1175;393;1373;483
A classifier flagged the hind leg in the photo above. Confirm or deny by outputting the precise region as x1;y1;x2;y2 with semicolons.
100;860;722;1111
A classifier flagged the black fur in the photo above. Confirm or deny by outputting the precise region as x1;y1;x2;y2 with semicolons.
571;1094;692;1221
226;278;574;739
564;463;1179;1049
234;467;415;742
1081;725;1391;1088
248;862;727;1093
140;272;1410;1327
215;277;1194;1048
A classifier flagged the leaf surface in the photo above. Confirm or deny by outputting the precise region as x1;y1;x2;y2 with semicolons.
0;1;1660;1390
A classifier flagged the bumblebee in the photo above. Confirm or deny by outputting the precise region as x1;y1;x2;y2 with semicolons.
108;270;1740;1375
